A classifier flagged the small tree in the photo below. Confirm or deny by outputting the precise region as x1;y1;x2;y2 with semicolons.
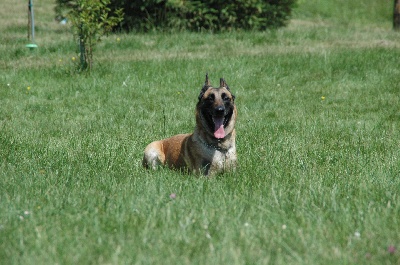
395;0;400;30
67;0;123;71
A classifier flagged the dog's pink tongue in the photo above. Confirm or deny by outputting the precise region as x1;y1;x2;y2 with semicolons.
214;117;225;139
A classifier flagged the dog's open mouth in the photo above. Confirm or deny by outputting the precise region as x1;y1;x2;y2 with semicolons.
202;104;233;140
212;116;225;139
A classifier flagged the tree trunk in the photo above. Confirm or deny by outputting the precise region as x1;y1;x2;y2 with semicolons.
79;35;87;71
79;23;88;71
394;0;400;30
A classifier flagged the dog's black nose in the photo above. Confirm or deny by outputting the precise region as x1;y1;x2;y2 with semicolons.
215;106;225;115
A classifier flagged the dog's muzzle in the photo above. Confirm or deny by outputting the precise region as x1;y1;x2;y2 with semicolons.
212;105;226;139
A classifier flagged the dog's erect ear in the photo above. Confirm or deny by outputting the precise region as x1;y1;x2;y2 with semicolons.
220;78;227;88
220;78;232;91
220;77;235;101
205;73;211;87
220;78;232;92
198;73;211;101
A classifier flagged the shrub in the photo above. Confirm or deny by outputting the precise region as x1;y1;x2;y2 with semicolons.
166;0;297;31
109;0;169;31
56;0;296;32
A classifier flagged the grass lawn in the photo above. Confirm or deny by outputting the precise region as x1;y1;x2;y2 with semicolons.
1;0;399;264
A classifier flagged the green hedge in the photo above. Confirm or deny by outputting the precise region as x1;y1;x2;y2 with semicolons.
56;0;297;32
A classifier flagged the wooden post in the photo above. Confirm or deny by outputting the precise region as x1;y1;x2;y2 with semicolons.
394;0;400;30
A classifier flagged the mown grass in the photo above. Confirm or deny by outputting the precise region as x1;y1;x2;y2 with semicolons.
1;0;400;264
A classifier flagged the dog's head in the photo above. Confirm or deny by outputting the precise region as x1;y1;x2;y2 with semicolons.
197;74;236;139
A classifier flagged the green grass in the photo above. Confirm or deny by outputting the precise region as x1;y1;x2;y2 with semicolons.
1;0;400;264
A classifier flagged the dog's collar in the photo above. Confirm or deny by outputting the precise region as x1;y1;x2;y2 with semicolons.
199;137;228;153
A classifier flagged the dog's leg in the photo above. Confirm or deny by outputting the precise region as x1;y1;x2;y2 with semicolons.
142;141;165;169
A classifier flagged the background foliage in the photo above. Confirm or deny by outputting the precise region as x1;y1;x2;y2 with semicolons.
56;0;296;31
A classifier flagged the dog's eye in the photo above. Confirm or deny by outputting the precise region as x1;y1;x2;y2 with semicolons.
221;93;230;101
207;94;215;101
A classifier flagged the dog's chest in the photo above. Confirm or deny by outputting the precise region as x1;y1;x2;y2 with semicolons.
202;146;236;174
189;132;236;175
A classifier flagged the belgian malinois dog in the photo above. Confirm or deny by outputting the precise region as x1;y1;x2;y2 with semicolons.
142;74;237;176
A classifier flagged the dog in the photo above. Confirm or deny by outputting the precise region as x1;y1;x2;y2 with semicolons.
142;74;237;176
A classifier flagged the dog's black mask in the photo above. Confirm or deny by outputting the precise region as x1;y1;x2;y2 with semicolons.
197;75;235;139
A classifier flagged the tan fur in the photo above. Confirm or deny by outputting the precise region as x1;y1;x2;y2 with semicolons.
142;75;237;176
